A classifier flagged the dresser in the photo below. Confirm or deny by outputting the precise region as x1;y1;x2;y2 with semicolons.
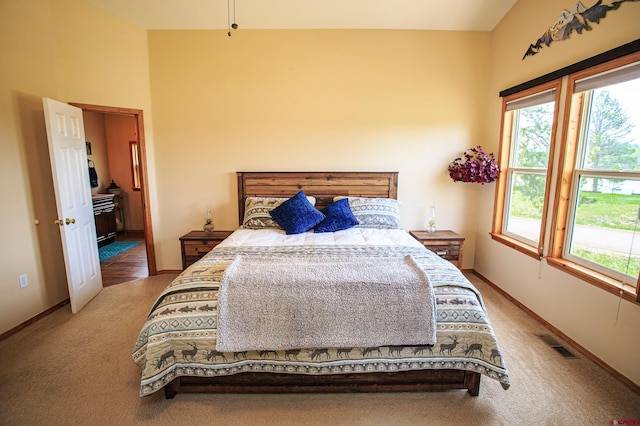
179;230;234;269
410;230;465;269
92;194;117;247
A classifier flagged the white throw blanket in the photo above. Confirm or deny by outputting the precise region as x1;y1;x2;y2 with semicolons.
216;254;436;352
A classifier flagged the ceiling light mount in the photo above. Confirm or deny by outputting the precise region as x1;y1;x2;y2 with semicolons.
227;0;238;36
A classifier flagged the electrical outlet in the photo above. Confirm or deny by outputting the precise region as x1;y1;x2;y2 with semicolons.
19;274;28;288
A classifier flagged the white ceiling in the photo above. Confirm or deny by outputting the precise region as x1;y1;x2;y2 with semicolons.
86;0;517;31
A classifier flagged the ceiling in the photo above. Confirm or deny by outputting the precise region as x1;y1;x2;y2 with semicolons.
86;0;518;31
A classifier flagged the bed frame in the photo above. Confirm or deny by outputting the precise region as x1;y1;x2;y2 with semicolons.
164;171;481;398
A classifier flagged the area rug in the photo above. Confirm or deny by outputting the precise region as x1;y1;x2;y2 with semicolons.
99;241;141;263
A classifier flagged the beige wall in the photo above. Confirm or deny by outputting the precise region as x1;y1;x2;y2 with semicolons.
148;29;492;271
476;0;640;386
0;0;154;335
84;111;111;193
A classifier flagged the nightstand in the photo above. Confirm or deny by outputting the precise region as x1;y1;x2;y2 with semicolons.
410;230;465;269
179;230;234;269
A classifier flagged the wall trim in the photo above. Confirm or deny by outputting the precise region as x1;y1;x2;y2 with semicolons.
472;270;640;396
0;299;69;342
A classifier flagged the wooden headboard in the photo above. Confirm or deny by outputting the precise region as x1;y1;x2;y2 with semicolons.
237;172;398;225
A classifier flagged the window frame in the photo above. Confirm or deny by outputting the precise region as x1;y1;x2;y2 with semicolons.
547;52;640;304
491;80;562;260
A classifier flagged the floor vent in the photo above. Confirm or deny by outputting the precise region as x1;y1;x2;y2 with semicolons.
537;334;578;359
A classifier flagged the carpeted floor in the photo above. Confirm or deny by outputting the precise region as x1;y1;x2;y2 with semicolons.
0;273;638;425
99;241;141;263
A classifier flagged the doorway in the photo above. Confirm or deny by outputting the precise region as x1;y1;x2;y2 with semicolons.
71;103;156;282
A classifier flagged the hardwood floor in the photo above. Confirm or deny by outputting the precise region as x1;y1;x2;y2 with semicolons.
100;231;148;287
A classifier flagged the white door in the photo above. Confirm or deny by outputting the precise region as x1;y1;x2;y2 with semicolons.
43;98;102;313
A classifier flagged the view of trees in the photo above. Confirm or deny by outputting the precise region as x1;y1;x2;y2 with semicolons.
585;89;637;171
514;88;639;212
515;102;554;169
512;101;554;213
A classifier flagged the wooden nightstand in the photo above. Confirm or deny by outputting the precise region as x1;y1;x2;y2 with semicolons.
179;230;234;269
410;230;465;269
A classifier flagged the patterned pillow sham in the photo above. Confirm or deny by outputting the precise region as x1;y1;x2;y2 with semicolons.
241;195;316;229
269;191;325;235
334;196;402;229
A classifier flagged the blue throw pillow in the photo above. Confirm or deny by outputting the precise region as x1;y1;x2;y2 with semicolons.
269;191;325;235
314;198;359;233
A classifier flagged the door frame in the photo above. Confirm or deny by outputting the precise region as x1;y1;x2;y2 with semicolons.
70;102;156;275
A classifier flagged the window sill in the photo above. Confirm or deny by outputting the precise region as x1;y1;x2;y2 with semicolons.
546;257;639;305
490;233;541;260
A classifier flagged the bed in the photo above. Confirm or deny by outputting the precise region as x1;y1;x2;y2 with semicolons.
132;172;510;398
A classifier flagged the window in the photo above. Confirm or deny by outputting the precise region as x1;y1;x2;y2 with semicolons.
549;54;640;300
492;81;561;258
493;50;640;303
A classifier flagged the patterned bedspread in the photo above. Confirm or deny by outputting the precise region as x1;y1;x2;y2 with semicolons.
132;244;510;396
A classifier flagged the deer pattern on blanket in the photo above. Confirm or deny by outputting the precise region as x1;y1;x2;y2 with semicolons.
132;245;510;396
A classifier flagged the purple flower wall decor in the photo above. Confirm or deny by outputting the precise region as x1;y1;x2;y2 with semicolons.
448;146;500;185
